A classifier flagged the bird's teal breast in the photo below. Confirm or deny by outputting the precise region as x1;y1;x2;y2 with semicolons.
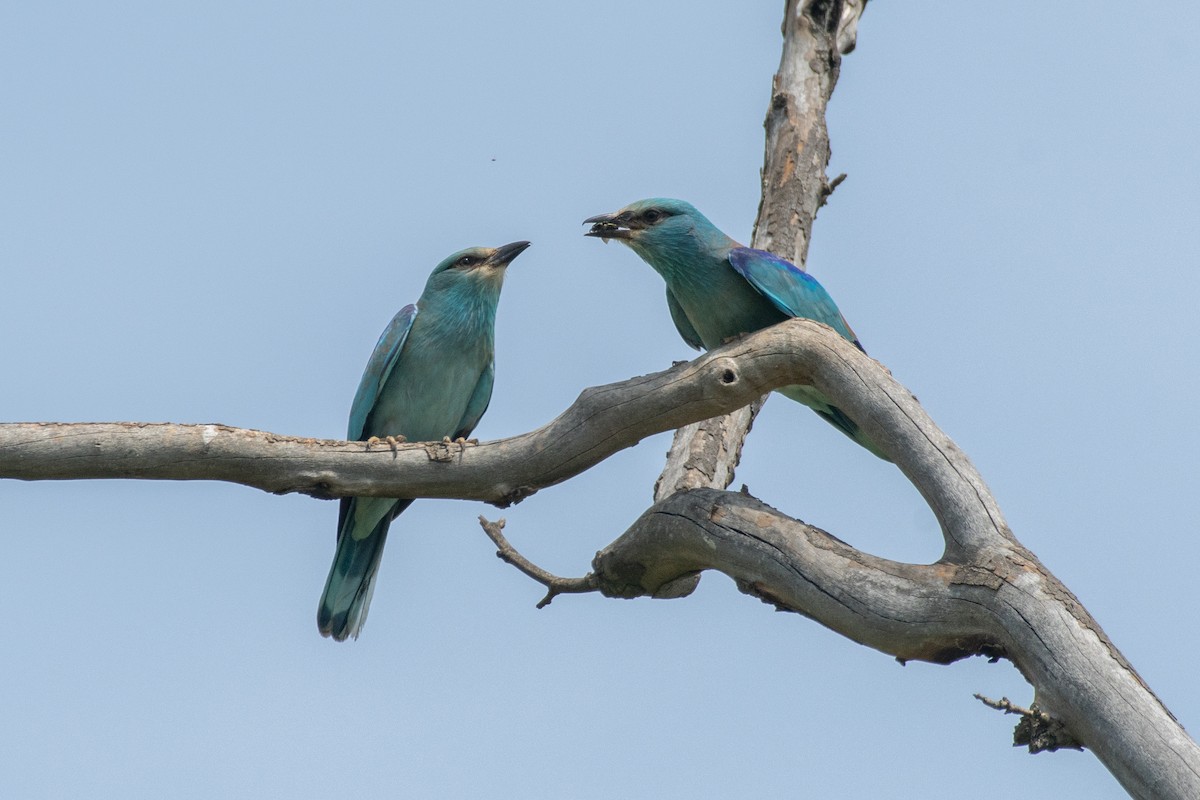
670;270;788;350
366;317;492;442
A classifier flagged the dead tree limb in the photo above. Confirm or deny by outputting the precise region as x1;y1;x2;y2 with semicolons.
0;320;889;501
578;489;1196;799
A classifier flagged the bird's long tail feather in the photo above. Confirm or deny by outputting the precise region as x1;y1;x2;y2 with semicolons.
317;497;412;641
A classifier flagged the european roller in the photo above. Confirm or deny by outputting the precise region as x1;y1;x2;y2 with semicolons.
318;240;530;641
584;199;887;460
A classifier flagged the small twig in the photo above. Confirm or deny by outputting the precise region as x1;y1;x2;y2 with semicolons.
478;516;599;608
974;694;1085;753
818;172;848;208
975;694;1033;716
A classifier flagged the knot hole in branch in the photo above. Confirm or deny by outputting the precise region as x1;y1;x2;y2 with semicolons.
717;363;739;387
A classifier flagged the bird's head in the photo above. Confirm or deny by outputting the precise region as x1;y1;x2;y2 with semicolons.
425;240;530;293
583;199;731;270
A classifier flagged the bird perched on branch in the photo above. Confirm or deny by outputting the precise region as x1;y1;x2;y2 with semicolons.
318;240;530;641
584;198;887;460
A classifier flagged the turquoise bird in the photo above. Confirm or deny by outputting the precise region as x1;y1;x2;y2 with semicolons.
318;241;530;641
584;199;887;460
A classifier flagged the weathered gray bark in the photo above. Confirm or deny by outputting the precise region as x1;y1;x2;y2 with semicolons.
2;0;1195;797
0;322;874;502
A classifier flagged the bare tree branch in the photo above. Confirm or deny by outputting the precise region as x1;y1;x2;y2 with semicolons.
756;0;849;267
580;489;1198;799
0;320;885;501
478;516;598;609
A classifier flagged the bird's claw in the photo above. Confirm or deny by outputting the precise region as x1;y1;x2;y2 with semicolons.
440;436;476;454
365;434;406;452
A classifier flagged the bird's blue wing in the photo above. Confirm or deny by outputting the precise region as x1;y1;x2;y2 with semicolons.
728;247;863;349
347;304;418;441
666;287;703;350
453;360;494;441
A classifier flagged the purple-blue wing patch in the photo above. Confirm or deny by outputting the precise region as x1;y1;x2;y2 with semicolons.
727;247;861;348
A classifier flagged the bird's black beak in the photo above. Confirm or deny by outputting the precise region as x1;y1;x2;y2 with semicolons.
492;240;531;266
583;212;632;241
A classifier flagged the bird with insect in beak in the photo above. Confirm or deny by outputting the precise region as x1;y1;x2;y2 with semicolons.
318;240;530;641
584;199;887;460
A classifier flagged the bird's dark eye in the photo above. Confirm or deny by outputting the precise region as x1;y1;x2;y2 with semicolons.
642;209;662;224
457;255;479;267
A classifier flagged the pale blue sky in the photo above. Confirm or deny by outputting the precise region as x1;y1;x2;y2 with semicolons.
2;2;1198;798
